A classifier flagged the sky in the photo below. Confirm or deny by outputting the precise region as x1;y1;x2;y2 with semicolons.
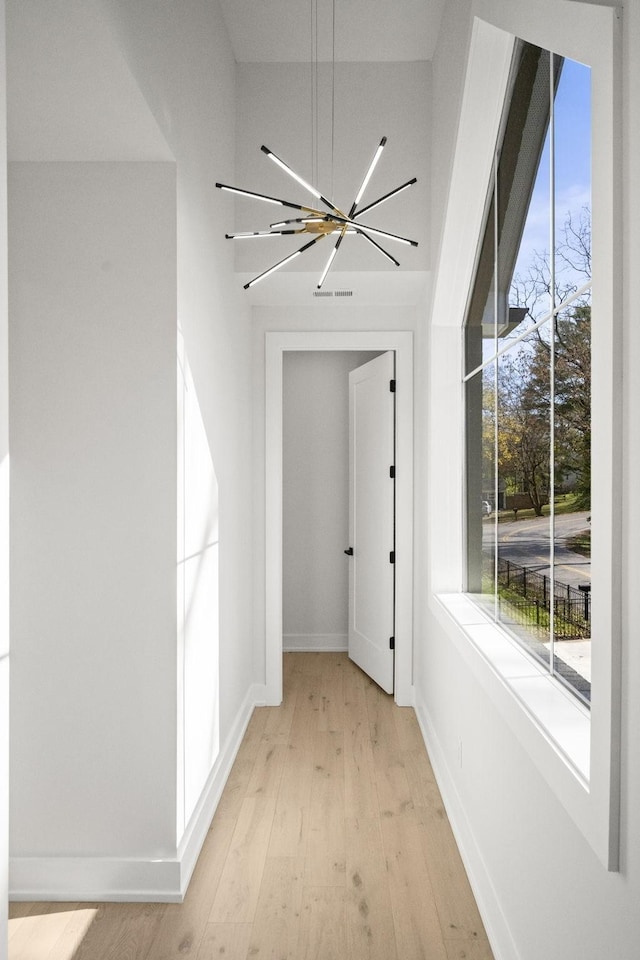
513;55;592;291
472;55;592;369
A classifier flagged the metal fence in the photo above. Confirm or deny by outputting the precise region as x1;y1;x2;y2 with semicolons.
484;554;591;640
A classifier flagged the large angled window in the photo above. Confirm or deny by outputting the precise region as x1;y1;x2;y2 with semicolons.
465;41;592;706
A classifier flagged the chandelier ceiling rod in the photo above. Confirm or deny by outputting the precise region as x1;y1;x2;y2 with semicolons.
216;0;418;289
316;0;338;284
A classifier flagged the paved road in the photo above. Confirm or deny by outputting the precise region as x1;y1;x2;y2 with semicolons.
483;511;591;589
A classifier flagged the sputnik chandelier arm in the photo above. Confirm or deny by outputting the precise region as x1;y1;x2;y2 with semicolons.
320;212;418;247
216;137;417;289
215;181;325;216
318;226;348;289
348;136;386;218
354;228;401;267
353;177;418;219
269;217;402;269
261;145;347;219
243;236;327;290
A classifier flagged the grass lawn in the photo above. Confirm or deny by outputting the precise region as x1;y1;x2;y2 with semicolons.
491;492;589;523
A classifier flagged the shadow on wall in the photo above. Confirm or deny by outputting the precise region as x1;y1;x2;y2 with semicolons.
178;331;220;833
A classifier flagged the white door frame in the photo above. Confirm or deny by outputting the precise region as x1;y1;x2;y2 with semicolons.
265;330;414;706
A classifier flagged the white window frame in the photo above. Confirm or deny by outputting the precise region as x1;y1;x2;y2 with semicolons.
429;0;621;870
465;46;593;705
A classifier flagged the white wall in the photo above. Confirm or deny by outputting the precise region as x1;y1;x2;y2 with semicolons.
418;2;640;958
282;350;379;650
103;0;256;753
9;162;178;870
0;0;8;953
6;0;257;900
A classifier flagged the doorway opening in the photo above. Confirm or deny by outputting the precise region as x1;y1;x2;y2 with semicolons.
282;351;382;657
265;331;414;706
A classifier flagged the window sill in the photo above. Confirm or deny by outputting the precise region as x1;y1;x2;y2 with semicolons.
434;593;590;787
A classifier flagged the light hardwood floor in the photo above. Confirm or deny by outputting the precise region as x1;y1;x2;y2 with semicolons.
9;652;495;960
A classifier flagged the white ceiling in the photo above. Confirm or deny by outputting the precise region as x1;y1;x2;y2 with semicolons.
217;0;446;63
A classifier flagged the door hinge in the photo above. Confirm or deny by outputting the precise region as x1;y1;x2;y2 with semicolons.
389;636;395;650
389;379;396;393
389;465;395;479
389;550;395;564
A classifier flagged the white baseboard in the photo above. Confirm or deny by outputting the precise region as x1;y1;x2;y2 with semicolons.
9;684;264;903
9;856;183;903
176;682;264;897
283;633;347;652
414;695;520;960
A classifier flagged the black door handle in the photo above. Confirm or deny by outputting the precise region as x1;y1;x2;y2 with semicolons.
344;547;354;556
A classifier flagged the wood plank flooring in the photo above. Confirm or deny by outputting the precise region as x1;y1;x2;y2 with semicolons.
9;653;495;960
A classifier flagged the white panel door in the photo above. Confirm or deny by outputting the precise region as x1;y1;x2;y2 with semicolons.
347;351;395;693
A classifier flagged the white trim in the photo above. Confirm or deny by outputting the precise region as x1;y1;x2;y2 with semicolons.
283;634;348;652
415;696;522;960
428;3;621;870
434;595;591;783
472;0;619;64
265;330;414;706
9;683;265;902
431;18;515;333
175;682;264;897
9;857;183;904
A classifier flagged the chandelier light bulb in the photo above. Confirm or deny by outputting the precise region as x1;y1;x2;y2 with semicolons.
350;137;387;215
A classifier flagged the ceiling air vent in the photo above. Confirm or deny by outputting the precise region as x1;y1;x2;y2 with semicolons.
312;289;354;298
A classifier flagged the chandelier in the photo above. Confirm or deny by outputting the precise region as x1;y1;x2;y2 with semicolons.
216;0;418;290
216;138;418;290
